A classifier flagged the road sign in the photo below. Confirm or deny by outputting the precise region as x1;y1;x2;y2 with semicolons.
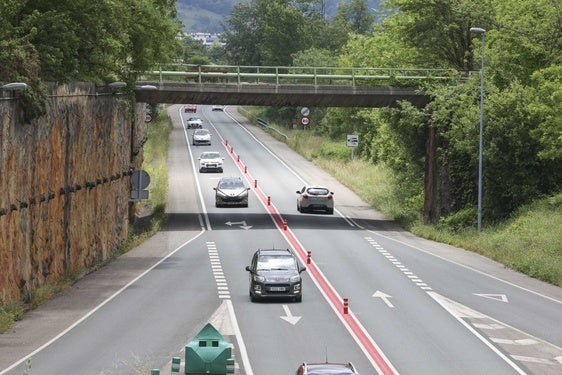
347;134;359;147
145;113;152;123
131;170;150;190
301;107;310;116
300;116;310;126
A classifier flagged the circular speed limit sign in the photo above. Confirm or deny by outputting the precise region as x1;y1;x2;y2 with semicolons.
300;116;310;126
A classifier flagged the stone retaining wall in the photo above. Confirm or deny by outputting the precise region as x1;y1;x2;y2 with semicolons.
0;83;146;303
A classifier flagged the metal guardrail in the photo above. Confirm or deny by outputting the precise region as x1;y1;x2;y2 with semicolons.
139;64;461;86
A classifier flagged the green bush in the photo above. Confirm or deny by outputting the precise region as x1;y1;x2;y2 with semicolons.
313;141;350;161
437;207;477;232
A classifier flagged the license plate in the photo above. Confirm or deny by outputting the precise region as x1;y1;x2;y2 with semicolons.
269;287;286;292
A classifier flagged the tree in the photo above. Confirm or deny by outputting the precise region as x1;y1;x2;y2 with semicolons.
1;0;182;83
490;0;562;87
332;0;375;35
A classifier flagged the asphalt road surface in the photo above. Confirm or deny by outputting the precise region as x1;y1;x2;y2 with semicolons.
1;105;561;375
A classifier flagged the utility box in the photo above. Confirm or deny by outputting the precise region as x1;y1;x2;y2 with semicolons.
185;323;235;374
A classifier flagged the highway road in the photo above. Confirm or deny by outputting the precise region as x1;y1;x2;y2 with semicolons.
1;105;561;375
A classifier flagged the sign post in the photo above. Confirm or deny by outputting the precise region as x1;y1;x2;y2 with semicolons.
346;134;359;160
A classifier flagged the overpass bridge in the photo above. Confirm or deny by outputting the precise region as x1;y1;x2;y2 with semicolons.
134;64;459;108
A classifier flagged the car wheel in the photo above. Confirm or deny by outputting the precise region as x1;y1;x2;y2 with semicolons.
218;168;223;173
327;208;334;214
295;295;302;303
199;168;204;173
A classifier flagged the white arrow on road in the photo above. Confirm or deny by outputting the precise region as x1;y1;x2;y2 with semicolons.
225;220;253;230
280;304;301;325
373;290;394;308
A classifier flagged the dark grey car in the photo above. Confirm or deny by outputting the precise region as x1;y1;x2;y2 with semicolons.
245;248;306;302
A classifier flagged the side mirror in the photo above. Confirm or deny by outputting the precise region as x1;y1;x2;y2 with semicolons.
245;266;252;272
299;267;307;273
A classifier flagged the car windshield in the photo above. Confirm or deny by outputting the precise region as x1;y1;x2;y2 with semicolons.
201;152;220;159
257;255;297;270
194;129;209;135
219;179;243;189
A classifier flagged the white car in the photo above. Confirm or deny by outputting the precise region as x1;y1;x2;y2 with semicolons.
186;116;203;129
296;185;334;214
192;128;211;145
198;151;224;172
212;105;224;111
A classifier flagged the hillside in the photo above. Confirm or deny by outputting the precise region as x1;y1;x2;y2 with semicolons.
176;0;381;33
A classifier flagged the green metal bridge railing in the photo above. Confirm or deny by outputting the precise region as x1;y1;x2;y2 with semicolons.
139;64;461;86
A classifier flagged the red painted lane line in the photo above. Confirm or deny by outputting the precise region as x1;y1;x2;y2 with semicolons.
222;141;398;375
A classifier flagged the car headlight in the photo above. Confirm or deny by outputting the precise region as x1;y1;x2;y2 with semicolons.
253;275;265;282
289;275;301;282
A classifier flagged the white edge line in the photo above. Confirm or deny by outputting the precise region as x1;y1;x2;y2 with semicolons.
427;291;528;374
368;228;562;304
178;106;212;231
0;230;206;375
226;299;254;375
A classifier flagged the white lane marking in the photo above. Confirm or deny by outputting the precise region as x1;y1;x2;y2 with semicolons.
0;229;207;375
226;299;254;375
474;293;509;303
179;106;212;231
428;291;528;374
491;338;538;345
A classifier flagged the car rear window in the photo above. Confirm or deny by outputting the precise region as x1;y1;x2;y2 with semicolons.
306;188;329;196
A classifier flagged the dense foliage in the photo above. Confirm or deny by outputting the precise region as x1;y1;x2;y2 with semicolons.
222;0;562;227
0;0;182;119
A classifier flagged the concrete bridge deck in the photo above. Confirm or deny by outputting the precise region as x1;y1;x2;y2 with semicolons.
134;82;431;108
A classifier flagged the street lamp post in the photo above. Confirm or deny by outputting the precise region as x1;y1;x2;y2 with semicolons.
470;27;486;232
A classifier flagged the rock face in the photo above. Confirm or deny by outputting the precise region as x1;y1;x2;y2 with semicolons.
0;83;146;303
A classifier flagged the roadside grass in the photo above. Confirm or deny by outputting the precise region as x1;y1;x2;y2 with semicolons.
245;108;562;288
0;111;173;333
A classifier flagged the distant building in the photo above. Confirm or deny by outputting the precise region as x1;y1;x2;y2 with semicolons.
189;32;225;47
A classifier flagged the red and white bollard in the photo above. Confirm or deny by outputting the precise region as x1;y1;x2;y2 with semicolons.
343;298;349;314
237;155;240;162
267;196;271;206
224;140;228;146
307;251;311;264
283;218;288;230
244;166;247;173
254;180;258;188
